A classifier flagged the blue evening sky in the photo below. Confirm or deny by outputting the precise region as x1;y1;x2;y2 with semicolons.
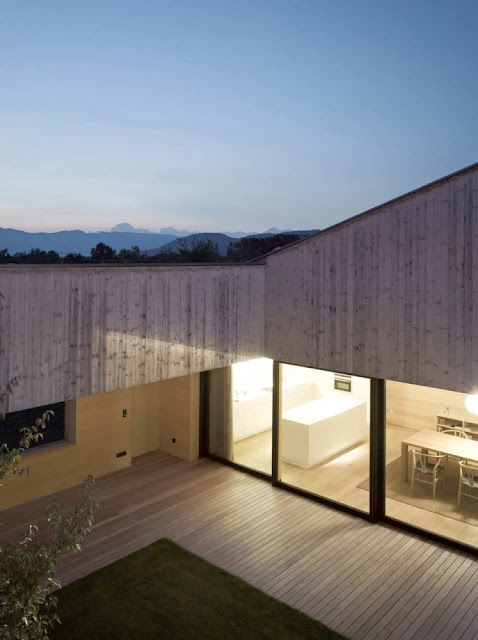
1;1;477;233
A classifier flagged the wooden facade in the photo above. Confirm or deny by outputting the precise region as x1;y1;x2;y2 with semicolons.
0;265;265;411
1;164;478;410
264;164;478;392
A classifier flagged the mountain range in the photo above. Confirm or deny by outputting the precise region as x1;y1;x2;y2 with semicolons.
0;228;177;256
0;224;317;256
110;222;251;238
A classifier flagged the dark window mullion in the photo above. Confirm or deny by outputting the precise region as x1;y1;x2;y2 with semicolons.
272;361;282;484
370;378;386;522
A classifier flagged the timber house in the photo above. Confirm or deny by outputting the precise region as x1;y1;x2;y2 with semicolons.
1;160;478;553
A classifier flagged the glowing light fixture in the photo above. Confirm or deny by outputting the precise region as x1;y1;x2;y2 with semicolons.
465;394;478;415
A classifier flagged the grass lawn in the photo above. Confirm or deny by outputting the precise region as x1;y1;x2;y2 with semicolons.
51;538;348;639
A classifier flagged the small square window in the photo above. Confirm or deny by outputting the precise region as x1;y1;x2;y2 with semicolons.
1;402;66;450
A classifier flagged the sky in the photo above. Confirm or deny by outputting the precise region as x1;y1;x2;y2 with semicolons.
1;0;477;234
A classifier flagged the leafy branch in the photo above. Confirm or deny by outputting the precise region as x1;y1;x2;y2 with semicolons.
0;371;97;639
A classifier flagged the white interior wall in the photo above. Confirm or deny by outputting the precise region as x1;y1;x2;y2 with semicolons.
232;361;372;441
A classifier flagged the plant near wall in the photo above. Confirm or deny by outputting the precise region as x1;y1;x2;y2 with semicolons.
0;369;97;639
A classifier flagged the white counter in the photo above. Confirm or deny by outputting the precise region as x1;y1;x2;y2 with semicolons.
232;382;318;441
282;396;367;468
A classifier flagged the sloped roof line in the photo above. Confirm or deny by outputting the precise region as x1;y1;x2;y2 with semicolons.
253;160;478;263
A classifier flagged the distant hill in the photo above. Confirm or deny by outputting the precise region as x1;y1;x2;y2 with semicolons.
226;231;249;238
146;233;237;257
146;229;319;257
0;228;177;256
158;226;195;237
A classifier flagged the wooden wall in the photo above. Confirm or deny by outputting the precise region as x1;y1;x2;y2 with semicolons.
158;373;199;461
1;166;477;413
131;381;161;457
2;374;200;509
0;265;265;412
1;387;133;510
264;166;478;392
387;380;476;432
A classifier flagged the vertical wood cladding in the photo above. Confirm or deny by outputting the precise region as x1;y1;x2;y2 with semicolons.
0;265;265;411
2;166;477;410
264;167;478;392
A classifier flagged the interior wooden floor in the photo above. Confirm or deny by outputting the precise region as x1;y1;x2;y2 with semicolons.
234;424;478;547
2;450;478;640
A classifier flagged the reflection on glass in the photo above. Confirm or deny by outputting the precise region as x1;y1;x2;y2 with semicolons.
279;364;370;513
209;358;273;475
385;381;478;548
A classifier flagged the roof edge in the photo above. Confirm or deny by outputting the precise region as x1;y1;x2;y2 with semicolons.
261;160;478;261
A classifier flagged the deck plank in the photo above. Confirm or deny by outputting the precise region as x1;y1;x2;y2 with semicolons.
1;450;478;640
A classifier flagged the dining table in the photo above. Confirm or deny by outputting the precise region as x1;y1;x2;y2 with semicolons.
401;430;478;482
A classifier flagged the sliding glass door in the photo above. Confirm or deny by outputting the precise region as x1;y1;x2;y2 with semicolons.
277;364;371;513
208;360;370;511
385;380;478;547
207;363;478;549
208;358;273;475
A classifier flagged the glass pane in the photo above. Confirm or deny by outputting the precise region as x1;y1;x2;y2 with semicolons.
280;364;370;513
386;381;478;547
209;358;273;475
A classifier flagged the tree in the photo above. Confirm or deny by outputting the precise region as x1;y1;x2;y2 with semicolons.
177;239;221;263
14;249;62;264
0;249;13;264
0;349;96;638
63;252;90;264
117;245;146;263
148;239;222;263
90;242;117;263
226;233;301;263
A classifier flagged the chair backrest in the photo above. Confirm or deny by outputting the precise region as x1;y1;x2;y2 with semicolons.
412;449;445;473
441;428;470;439
459;460;478;486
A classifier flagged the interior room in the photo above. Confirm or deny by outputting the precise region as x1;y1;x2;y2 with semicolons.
278;364;370;512
221;359;478;547
385;380;478;546
230;359;371;513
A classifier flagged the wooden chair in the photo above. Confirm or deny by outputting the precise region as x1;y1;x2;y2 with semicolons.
457;460;478;508
441;429;470;466
411;449;445;499
441;428;470;439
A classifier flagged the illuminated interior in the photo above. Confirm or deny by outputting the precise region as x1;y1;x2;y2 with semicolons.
232;358;273;474
386;380;478;546
230;360;371;512
278;364;370;512
209;360;478;547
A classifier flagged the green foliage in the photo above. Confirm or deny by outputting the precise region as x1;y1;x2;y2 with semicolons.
226;233;302;262
0;369;97;639
117;245;146;263
0;249;12;264
149;239;222;263
177;239;221;262
12;250;62;264
0;478;96;640
63;252;89;264
0;409;51;482
90;242;117;263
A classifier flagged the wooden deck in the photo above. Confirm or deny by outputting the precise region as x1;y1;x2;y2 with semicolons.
2;450;478;640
